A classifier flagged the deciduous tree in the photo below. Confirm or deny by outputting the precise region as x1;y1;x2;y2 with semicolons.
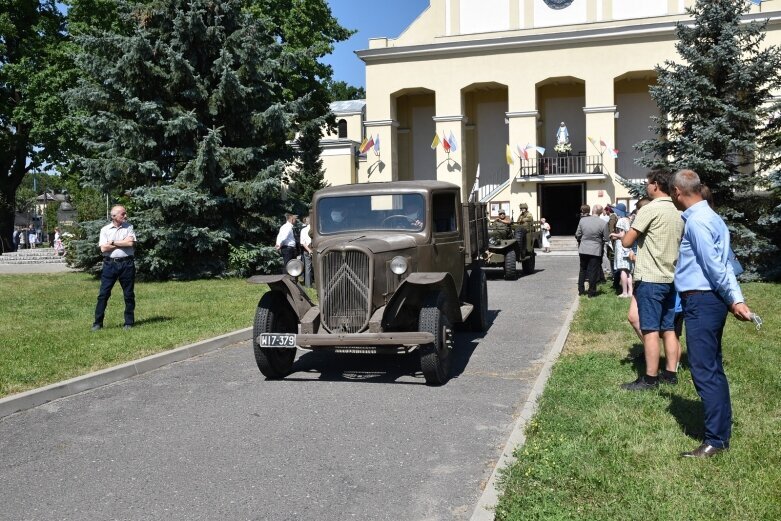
0;1;70;252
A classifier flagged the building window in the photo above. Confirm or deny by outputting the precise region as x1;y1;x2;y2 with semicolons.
490;201;511;218
337;119;347;138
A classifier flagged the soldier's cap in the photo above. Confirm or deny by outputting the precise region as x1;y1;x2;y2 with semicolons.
519;203;528;209
498;210;506;215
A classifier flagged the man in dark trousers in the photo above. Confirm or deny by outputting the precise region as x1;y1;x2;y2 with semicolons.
575;204;609;297
671;169;753;458
92;205;137;331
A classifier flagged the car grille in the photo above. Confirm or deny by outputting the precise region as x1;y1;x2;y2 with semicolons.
320;250;371;333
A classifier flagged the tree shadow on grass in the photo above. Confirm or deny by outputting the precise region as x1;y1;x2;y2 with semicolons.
662;390;704;441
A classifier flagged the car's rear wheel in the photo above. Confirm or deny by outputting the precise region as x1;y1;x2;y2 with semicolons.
419;295;453;386
253;292;297;379
503;250;518;280
465;267;488;332
522;251;536;275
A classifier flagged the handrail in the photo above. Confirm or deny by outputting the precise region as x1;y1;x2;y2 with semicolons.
517;155;604;177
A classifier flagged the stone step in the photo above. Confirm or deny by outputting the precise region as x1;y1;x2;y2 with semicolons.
547;236;578;251
0;258;67;265
0;248;67;264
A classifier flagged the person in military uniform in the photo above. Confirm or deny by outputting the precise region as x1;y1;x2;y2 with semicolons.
493;210;511;225
517;203;534;226
515;202;534;254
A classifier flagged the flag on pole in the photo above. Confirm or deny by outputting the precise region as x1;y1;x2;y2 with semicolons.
448;131;458;153
505;144;514;165
470;164;481;202
517;144;528;161
373;134;380;155
526;144;545;156
442;132;451;153
360;135;375;154
599;138;607;148
431;133;440;150
587;136;597;147
358;137;368;153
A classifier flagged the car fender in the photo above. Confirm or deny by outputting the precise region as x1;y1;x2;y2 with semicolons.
247;274;314;319
383;272;461;328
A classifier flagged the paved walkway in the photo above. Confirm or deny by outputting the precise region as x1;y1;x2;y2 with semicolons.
0;255;580;520
0;263;75;274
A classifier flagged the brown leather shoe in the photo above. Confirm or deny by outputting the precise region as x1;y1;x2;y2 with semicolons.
680;443;727;458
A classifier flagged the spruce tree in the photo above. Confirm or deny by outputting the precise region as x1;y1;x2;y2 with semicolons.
68;0;348;278
636;0;781;279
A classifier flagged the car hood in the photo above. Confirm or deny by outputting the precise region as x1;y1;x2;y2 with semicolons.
316;233;418;254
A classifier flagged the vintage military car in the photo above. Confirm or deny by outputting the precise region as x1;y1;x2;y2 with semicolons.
249;181;489;385
483;221;540;280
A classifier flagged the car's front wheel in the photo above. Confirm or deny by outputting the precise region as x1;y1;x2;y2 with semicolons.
503;250;518;280
253;292;297;379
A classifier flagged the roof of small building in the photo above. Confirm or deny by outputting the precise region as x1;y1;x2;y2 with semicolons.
330;100;366;114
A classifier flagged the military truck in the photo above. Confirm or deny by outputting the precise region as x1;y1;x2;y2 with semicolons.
484;220;540;280
249;181;489;385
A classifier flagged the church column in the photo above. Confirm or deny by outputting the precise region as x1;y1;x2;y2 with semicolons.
433;115;467;198
584;77;617;203
507;80;539;208
434;88;467;198
359;119;399;183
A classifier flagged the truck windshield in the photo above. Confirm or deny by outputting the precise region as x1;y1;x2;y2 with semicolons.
317;193;425;234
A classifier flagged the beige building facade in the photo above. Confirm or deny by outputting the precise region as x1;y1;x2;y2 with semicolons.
324;0;781;234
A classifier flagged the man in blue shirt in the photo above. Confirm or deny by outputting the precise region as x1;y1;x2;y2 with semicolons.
671;169;753;458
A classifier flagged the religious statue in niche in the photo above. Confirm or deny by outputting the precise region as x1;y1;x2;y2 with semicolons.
543;0;575;9
554;121;572;155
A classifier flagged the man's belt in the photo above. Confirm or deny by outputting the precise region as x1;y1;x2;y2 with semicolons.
105;256;134;263
680;289;712;298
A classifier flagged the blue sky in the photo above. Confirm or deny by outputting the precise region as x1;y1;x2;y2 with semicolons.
324;0;429;89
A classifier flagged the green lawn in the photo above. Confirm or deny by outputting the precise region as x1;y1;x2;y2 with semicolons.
495;283;781;521
0;272;267;397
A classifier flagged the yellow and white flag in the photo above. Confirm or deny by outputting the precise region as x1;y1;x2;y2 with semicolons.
505;144;514;165
431;133;440;150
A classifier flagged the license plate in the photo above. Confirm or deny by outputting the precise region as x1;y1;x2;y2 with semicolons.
260;333;297;348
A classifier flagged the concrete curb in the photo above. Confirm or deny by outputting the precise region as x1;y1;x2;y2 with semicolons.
469;296;580;521
0;327;253;419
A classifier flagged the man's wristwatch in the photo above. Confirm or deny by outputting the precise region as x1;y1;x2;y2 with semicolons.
111;240;115;246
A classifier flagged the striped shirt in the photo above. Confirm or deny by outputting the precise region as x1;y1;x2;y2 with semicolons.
631;196;683;283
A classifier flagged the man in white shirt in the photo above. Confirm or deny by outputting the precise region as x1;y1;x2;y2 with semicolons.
275;213;298;273
300;215;313;287
92;205;137;331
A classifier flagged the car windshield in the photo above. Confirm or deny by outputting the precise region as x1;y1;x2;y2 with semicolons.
317;193;425;234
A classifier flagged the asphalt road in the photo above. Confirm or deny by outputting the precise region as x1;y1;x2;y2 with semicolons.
0;255;578;521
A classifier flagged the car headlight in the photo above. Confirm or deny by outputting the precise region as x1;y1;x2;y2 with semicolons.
390;256;408;275
286;258;304;277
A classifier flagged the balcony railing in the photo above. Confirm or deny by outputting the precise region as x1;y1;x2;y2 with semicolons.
517;155;604;177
